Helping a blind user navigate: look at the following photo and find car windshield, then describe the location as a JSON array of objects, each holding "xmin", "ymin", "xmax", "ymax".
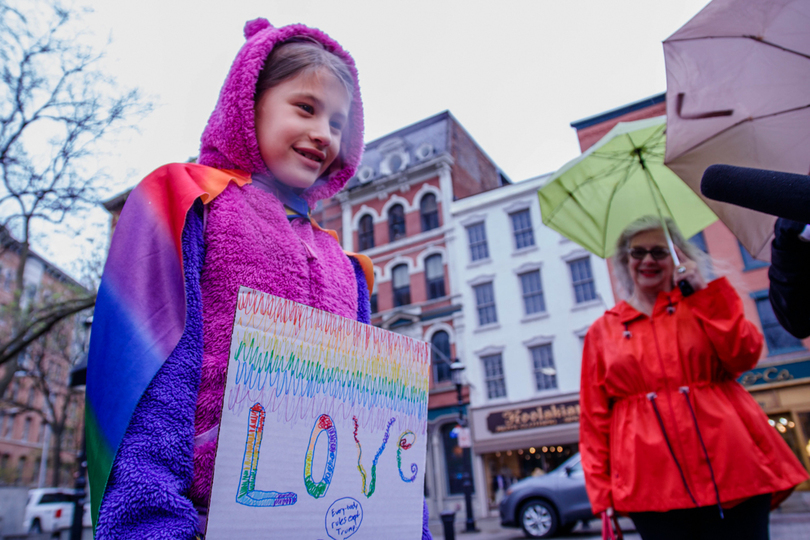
[
  {"xmin": 549, "ymin": 453, "xmax": 581, "ymax": 475},
  {"xmin": 39, "ymin": 493, "xmax": 73, "ymax": 503}
]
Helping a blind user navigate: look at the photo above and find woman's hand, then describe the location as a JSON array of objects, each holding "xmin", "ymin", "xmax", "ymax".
[{"xmin": 673, "ymin": 246, "xmax": 706, "ymax": 292}]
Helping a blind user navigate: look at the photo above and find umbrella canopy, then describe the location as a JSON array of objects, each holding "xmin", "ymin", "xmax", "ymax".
[
  {"xmin": 663, "ymin": 0, "xmax": 810, "ymax": 261},
  {"xmin": 538, "ymin": 116, "xmax": 717, "ymax": 259}
]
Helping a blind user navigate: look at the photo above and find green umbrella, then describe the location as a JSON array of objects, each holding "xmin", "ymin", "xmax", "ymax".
[{"xmin": 538, "ymin": 115, "xmax": 717, "ymax": 261}]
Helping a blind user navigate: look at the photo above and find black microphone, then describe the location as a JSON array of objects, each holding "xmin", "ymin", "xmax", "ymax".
[{"xmin": 700, "ymin": 164, "xmax": 810, "ymax": 224}]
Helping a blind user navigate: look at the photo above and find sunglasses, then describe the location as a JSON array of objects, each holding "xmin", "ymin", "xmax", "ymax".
[{"xmin": 629, "ymin": 247, "xmax": 670, "ymax": 261}]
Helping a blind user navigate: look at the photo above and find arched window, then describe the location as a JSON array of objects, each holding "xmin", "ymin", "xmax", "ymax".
[
  {"xmin": 370, "ymin": 270, "xmax": 378, "ymax": 314},
  {"xmin": 420, "ymin": 194, "xmax": 439, "ymax": 232},
  {"xmin": 392, "ymin": 264, "xmax": 410, "ymax": 307},
  {"xmin": 388, "ymin": 204, "xmax": 406, "ymax": 242},
  {"xmin": 431, "ymin": 331, "xmax": 452, "ymax": 383},
  {"xmin": 358, "ymin": 214, "xmax": 374, "ymax": 251},
  {"xmin": 425, "ymin": 254, "xmax": 445, "ymax": 299}
]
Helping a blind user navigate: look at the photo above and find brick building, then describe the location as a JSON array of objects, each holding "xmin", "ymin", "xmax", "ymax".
[
  {"xmin": 0, "ymin": 228, "xmax": 89, "ymax": 488},
  {"xmin": 311, "ymin": 110, "xmax": 510, "ymax": 519}
]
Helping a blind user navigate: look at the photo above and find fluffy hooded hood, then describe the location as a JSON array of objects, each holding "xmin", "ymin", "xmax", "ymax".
[{"xmin": 198, "ymin": 18, "xmax": 364, "ymax": 206}]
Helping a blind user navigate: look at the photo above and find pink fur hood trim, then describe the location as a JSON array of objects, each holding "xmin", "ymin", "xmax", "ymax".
[{"xmin": 197, "ymin": 18, "xmax": 365, "ymax": 206}]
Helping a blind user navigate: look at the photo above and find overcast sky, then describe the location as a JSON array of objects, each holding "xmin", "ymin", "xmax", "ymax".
[{"xmin": 41, "ymin": 0, "xmax": 712, "ymax": 277}]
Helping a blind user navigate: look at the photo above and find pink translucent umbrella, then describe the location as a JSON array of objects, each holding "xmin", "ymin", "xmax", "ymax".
[{"xmin": 663, "ymin": 0, "xmax": 810, "ymax": 261}]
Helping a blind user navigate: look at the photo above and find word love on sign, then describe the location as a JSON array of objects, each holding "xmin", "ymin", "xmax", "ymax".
[{"xmin": 205, "ymin": 287, "xmax": 430, "ymax": 540}]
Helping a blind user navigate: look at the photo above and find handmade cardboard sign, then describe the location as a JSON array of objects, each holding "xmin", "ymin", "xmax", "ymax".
[{"xmin": 205, "ymin": 287, "xmax": 431, "ymax": 539}]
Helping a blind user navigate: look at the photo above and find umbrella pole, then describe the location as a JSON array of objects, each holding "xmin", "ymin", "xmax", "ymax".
[{"xmin": 637, "ymin": 149, "xmax": 694, "ymax": 296}]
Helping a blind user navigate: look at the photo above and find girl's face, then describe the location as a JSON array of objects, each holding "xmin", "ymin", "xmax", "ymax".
[
  {"xmin": 627, "ymin": 228, "xmax": 674, "ymax": 296},
  {"xmin": 255, "ymin": 67, "xmax": 351, "ymax": 190}
]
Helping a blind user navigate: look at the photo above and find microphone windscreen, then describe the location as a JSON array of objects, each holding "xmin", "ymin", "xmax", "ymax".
[{"xmin": 700, "ymin": 165, "xmax": 810, "ymax": 224}]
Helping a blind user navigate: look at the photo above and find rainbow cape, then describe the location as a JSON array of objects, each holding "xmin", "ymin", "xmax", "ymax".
[{"xmin": 85, "ymin": 163, "xmax": 250, "ymax": 526}]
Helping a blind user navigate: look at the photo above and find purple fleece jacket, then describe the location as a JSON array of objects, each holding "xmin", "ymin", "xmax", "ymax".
[
  {"xmin": 96, "ymin": 203, "xmax": 205, "ymax": 539},
  {"xmin": 99, "ymin": 17, "xmax": 431, "ymax": 540},
  {"xmin": 189, "ymin": 183, "xmax": 359, "ymax": 504}
]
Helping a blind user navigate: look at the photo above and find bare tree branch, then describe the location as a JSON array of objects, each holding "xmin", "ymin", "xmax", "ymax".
[{"xmin": 0, "ymin": 0, "xmax": 149, "ymax": 391}]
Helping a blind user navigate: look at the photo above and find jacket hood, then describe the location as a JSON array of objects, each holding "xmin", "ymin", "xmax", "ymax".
[{"xmin": 198, "ymin": 18, "xmax": 364, "ymax": 205}]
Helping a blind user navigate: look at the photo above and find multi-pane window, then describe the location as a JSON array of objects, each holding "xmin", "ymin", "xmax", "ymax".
[
  {"xmin": 739, "ymin": 241, "xmax": 769, "ymax": 271},
  {"xmin": 425, "ymin": 254, "xmax": 445, "ymax": 299},
  {"xmin": 369, "ymin": 272, "xmax": 378, "ymax": 314},
  {"xmin": 568, "ymin": 257, "xmax": 597, "ymax": 303},
  {"xmin": 519, "ymin": 270, "xmax": 546, "ymax": 315},
  {"xmin": 388, "ymin": 204, "xmax": 406, "ymax": 242},
  {"xmin": 22, "ymin": 417, "xmax": 31, "ymax": 441},
  {"xmin": 431, "ymin": 331, "xmax": 452, "ymax": 384},
  {"xmin": 16, "ymin": 456, "xmax": 25, "ymax": 483},
  {"xmin": 690, "ymin": 231, "xmax": 708, "ymax": 254},
  {"xmin": 474, "ymin": 282, "xmax": 497, "ymax": 326},
  {"xmin": 420, "ymin": 194, "xmax": 439, "ymax": 232},
  {"xmin": 689, "ymin": 232, "xmax": 715, "ymax": 279},
  {"xmin": 530, "ymin": 344, "xmax": 558, "ymax": 391},
  {"xmin": 392, "ymin": 264, "xmax": 411, "ymax": 307},
  {"xmin": 753, "ymin": 291, "xmax": 805, "ymax": 355},
  {"xmin": 358, "ymin": 214, "xmax": 375, "ymax": 251},
  {"xmin": 482, "ymin": 353, "xmax": 506, "ymax": 399},
  {"xmin": 510, "ymin": 210, "xmax": 535, "ymax": 250},
  {"xmin": 2, "ymin": 415, "xmax": 13, "ymax": 438},
  {"xmin": 466, "ymin": 222, "xmax": 489, "ymax": 262}
]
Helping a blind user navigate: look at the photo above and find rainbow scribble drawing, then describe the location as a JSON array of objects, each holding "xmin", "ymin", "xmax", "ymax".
[
  {"xmin": 226, "ymin": 288, "xmax": 430, "ymax": 433},
  {"xmin": 236, "ymin": 403, "xmax": 297, "ymax": 507},
  {"xmin": 396, "ymin": 431, "xmax": 418, "ymax": 483},
  {"xmin": 304, "ymin": 414, "xmax": 338, "ymax": 499},
  {"xmin": 205, "ymin": 287, "xmax": 430, "ymax": 539},
  {"xmin": 352, "ymin": 416, "xmax": 395, "ymax": 498}
]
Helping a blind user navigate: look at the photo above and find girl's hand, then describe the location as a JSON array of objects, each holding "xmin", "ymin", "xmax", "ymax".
[{"xmin": 673, "ymin": 246, "xmax": 706, "ymax": 292}]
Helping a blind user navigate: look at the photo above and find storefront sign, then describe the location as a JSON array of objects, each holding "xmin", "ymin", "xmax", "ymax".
[
  {"xmin": 738, "ymin": 359, "xmax": 810, "ymax": 388},
  {"xmin": 487, "ymin": 400, "xmax": 580, "ymax": 434}
]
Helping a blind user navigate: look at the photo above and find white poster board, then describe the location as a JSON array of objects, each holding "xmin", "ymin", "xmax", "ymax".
[{"xmin": 205, "ymin": 287, "xmax": 430, "ymax": 539}]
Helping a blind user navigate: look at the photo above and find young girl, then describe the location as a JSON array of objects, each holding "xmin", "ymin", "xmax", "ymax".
[{"xmin": 86, "ymin": 19, "xmax": 431, "ymax": 539}]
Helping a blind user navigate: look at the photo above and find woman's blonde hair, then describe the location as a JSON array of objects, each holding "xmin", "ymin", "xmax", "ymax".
[{"xmin": 613, "ymin": 215, "xmax": 711, "ymax": 298}]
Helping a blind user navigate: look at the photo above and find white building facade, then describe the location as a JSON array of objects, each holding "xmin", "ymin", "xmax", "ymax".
[{"xmin": 447, "ymin": 174, "xmax": 615, "ymax": 514}]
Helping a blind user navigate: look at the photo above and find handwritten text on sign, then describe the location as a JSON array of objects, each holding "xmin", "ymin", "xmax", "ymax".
[{"xmin": 205, "ymin": 288, "xmax": 430, "ymax": 539}]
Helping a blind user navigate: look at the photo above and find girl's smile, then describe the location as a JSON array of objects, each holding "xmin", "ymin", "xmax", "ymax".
[{"xmin": 255, "ymin": 67, "xmax": 351, "ymax": 190}]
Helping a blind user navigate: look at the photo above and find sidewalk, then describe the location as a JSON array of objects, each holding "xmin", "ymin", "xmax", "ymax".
[
  {"xmin": 429, "ymin": 514, "xmax": 636, "ymax": 540},
  {"xmin": 429, "ymin": 491, "xmax": 810, "ymax": 540}
]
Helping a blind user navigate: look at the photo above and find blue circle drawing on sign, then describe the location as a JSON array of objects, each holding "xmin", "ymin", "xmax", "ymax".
[{"xmin": 325, "ymin": 497, "xmax": 363, "ymax": 540}]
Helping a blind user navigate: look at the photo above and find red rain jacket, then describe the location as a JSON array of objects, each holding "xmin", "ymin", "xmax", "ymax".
[{"xmin": 580, "ymin": 278, "xmax": 808, "ymax": 514}]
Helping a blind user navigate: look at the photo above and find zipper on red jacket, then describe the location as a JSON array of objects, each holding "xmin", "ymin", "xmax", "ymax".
[{"xmin": 649, "ymin": 316, "xmax": 699, "ymax": 506}]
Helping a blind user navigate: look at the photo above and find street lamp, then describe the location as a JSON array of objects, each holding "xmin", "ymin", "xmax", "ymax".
[
  {"xmin": 449, "ymin": 360, "xmax": 477, "ymax": 533},
  {"xmin": 68, "ymin": 316, "xmax": 91, "ymax": 540}
]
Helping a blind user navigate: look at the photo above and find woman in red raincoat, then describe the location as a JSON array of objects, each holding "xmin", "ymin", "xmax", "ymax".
[{"xmin": 580, "ymin": 216, "xmax": 808, "ymax": 540}]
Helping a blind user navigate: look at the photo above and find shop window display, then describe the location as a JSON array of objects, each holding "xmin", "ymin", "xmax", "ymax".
[
  {"xmin": 482, "ymin": 443, "xmax": 578, "ymax": 508},
  {"xmin": 771, "ymin": 412, "xmax": 810, "ymax": 474},
  {"xmin": 798, "ymin": 411, "xmax": 810, "ymax": 474}
]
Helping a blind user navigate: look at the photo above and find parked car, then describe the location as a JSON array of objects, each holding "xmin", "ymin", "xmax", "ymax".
[
  {"xmin": 499, "ymin": 453, "xmax": 594, "ymax": 538},
  {"xmin": 23, "ymin": 488, "xmax": 90, "ymax": 534}
]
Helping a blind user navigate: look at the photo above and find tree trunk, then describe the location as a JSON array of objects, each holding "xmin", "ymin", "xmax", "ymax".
[{"xmin": 0, "ymin": 364, "xmax": 14, "ymax": 400}]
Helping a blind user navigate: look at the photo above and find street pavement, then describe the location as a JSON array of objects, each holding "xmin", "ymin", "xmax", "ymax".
[{"xmin": 429, "ymin": 492, "xmax": 810, "ymax": 539}]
